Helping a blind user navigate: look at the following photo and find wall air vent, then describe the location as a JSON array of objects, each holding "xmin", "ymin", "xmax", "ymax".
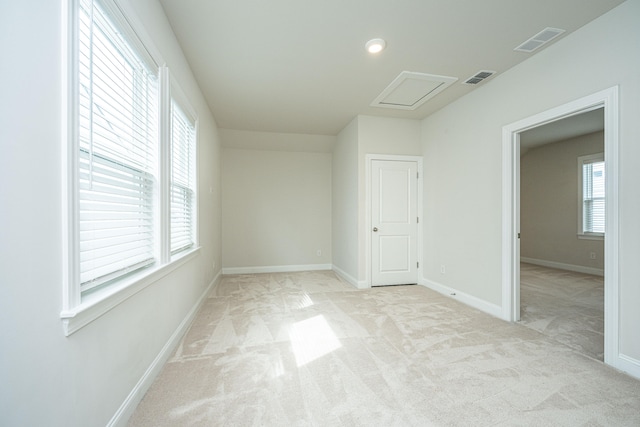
[
  {"xmin": 463, "ymin": 70, "xmax": 496, "ymax": 85},
  {"xmin": 370, "ymin": 71, "xmax": 458, "ymax": 110},
  {"xmin": 514, "ymin": 27, "xmax": 565, "ymax": 53}
]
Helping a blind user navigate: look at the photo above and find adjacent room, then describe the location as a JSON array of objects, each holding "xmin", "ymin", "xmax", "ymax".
[
  {"xmin": 2, "ymin": 0, "xmax": 640, "ymax": 426},
  {"xmin": 519, "ymin": 110, "xmax": 606, "ymax": 361}
]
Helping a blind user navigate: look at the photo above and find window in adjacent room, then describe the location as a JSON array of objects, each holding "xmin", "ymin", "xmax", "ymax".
[{"xmin": 578, "ymin": 153, "xmax": 605, "ymax": 239}]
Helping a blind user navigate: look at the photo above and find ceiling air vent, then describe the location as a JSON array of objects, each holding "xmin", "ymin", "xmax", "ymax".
[
  {"xmin": 514, "ymin": 27, "xmax": 565, "ymax": 53},
  {"xmin": 370, "ymin": 71, "xmax": 457, "ymax": 110},
  {"xmin": 463, "ymin": 70, "xmax": 495, "ymax": 85}
]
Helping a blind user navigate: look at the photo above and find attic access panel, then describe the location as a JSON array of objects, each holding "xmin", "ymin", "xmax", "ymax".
[{"xmin": 371, "ymin": 71, "xmax": 458, "ymax": 110}]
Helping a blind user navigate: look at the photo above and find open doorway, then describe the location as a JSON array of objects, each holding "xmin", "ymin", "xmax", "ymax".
[
  {"xmin": 518, "ymin": 109, "xmax": 604, "ymax": 360},
  {"xmin": 501, "ymin": 86, "xmax": 620, "ymax": 369}
]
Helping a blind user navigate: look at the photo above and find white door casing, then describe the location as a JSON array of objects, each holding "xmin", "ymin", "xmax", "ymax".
[
  {"xmin": 515, "ymin": 137, "xmax": 521, "ymax": 319},
  {"xmin": 501, "ymin": 86, "xmax": 628, "ymax": 374},
  {"xmin": 371, "ymin": 159, "xmax": 418, "ymax": 286}
]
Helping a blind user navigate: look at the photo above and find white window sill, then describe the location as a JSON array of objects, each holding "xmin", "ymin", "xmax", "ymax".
[
  {"xmin": 60, "ymin": 247, "xmax": 200, "ymax": 336},
  {"xmin": 578, "ymin": 233, "xmax": 604, "ymax": 241}
]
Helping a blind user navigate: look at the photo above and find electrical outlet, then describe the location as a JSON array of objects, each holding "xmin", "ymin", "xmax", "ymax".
[
  {"xmin": 440, "ymin": 264, "xmax": 446, "ymax": 274},
  {"xmin": 590, "ymin": 252, "xmax": 596, "ymax": 260},
  {"xmin": 316, "ymin": 249, "xmax": 322, "ymax": 257}
]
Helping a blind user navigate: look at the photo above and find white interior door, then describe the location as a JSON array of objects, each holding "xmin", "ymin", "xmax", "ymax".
[{"xmin": 371, "ymin": 160, "xmax": 418, "ymax": 286}]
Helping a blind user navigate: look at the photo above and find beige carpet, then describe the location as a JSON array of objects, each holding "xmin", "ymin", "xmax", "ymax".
[
  {"xmin": 128, "ymin": 270, "xmax": 640, "ymax": 426},
  {"xmin": 519, "ymin": 263, "xmax": 604, "ymax": 361}
]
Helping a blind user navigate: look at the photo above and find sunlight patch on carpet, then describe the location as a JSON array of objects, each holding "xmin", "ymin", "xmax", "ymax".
[{"xmin": 289, "ymin": 315, "xmax": 341, "ymax": 366}]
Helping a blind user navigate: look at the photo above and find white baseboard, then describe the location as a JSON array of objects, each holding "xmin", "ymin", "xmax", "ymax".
[
  {"xmin": 107, "ymin": 271, "xmax": 221, "ymax": 427},
  {"xmin": 222, "ymin": 264, "xmax": 332, "ymax": 275},
  {"xmin": 420, "ymin": 278, "xmax": 503, "ymax": 319},
  {"xmin": 616, "ymin": 353, "xmax": 640, "ymax": 380},
  {"xmin": 332, "ymin": 265, "xmax": 367, "ymax": 289},
  {"xmin": 521, "ymin": 257, "xmax": 604, "ymax": 276}
]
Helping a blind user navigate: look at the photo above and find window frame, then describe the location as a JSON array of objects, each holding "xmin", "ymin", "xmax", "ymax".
[
  {"xmin": 169, "ymin": 84, "xmax": 199, "ymax": 257},
  {"xmin": 61, "ymin": 0, "xmax": 199, "ymax": 336},
  {"xmin": 577, "ymin": 152, "xmax": 605, "ymax": 240}
]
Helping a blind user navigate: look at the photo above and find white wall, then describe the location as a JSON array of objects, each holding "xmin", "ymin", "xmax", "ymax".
[
  {"xmin": 221, "ymin": 140, "xmax": 332, "ymax": 271},
  {"xmin": 331, "ymin": 115, "xmax": 421, "ymax": 286},
  {"xmin": 421, "ymin": 0, "xmax": 640, "ymax": 365},
  {"xmin": 521, "ymin": 132, "xmax": 604, "ymax": 272},
  {"xmin": 219, "ymin": 128, "xmax": 335, "ymax": 153},
  {"xmin": 357, "ymin": 116, "xmax": 422, "ymax": 283},
  {"xmin": 0, "ymin": 0, "xmax": 221, "ymax": 425},
  {"xmin": 332, "ymin": 118, "xmax": 360, "ymax": 283}
]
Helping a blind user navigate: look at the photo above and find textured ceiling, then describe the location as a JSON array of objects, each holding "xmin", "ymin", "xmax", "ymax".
[{"xmin": 159, "ymin": 0, "xmax": 624, "ymax": 135}]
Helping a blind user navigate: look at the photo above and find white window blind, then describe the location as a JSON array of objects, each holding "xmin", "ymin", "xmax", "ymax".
[
  {"xmin": 582, "ymin": 159, "xmax": 605, "ymax": 234},
  {"xmin": 77, "ymin": 0, "xmax": 158, "ymax": 293},
  {"xmin": 170, "ymin": 101, "xmax": 196, "ymax": 254}
]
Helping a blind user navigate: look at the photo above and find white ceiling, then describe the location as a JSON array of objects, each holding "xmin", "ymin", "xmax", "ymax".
[
  {"xmin": 520, "ymin": 108, "xmax": 605, "ymax": 154},
  {"xmin": 158, "ymin": 0, "xmax": 624, "ymax": 136}
]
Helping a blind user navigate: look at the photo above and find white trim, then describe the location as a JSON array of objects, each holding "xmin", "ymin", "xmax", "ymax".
[
  {"xmin": 502, "ymin": 86, "xmax": 620, "ymax": 370},
  {"xmin": 193, "ymin": 118, "xmax": 200, "ymax": 250},
  {"xmin": 169, "ymin": 74, "xmax": 198, "ymax": 124},
  {"xmin": 62, "ymin": 0, "xmax": 81, "ymax": 310},
  {"xmin": 603, "ymin": 87, "xmax": 621, "ymax": 370},
  {"xmin": 95, "ymin": 0, "xmax": 160, "ymax": 70},
  {"xmin": 577, "ymin": 233, "xmax": 604, "ymax": 241},
  {"xmin": 618, "ymin": 354, "xmax": 640, "ymax": 380},
  {"xmin": 61, "ymin": 248, "xmax": 200, "ymax": 336},
  {"xmin": 420, "ymin": 278, "xmax": 503, "ymax": 319},
  {"xmin": 111, "ymin": 0, "xmax": 164, "ymax": 68},
  {"xmin": 107, "ymin": 271, "xmax": 220, "ymax": 427},
  {"xmin": 222, "ymin": 264, "xmax": 332, "ymax": 275},
  {"xmin": 501, "ymin": 126, "xmax": 516, "ymax": 322},
  {"xmin": 332, "ymin": 265, "xmax": 366, "ymax": 289},
  {"xmin": 159, "ymin": 66, "xmax": 171, "ymax": 264},
  {"xmin": 521, "ymin": 257, "xmax": 604, "ymax": 277},
  {"xmin": 365, "ymin": 154, "xmax": 424, "ymax": 288}
]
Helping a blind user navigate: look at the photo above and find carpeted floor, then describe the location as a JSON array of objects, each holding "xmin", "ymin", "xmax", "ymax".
[
  {"xmin": 128, "ymin": 270, "xmax": 640, "ymax": 426},
  {"xmin": 519, "ymin": 263, "xmax": 604, "ymax": 361}
]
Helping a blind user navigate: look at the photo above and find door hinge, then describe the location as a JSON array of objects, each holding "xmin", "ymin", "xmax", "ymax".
[
  {"xmin": 417, "ymin": 262, "xmax": 419, "ymax": 268},
  {"xmin": 417, "ymin": 172, "xmax": 419, "ymax": 179},
  {"xmin": 517, "ymin": 232, "xmax": 521, "ymax": 239},
  {"xmin": 417, "ymin": 217, "xmax": 419, "ymax": 224}
]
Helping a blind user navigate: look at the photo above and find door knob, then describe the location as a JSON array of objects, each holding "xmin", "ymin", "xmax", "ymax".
[{"xmin": 373, "ymin": 227, "xmax": 378, "ymax": 232}]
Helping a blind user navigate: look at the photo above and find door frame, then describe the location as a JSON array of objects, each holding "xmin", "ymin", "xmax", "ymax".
[
  {"xmin": 365, "ymin": 154, "xmax": 423, "ymax": 288},
  {"xmin": 501, "ymin": 86, "xmax": 619, "ymax": 367}
]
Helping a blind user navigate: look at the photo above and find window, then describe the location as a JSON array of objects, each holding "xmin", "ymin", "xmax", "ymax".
[
  {"xmin": 77, "ymin": 0, "xmax": 158, "ymax": 295},
  {"xmin": 578, "ymin": 153, "xmax": 605, "ymax": 238},
  {"xmin": 63, "ymin": 0, "xmax": 198, "ymax": 333},
  {"xmin": 170, "ymin": 100, "xmax": 197, "ymax": 255}
]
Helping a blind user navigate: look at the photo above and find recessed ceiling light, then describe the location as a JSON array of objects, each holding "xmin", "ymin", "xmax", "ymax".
[{"xmin": 365, "ymin": 38, "xmax": 386, "ymax": 54}]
